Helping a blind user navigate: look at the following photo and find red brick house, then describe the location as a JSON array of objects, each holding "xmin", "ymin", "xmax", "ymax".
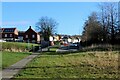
[
  {"xmin": 23, "ymin": 26, "xmax": 40, "ymax": 43},
  {"xmin": 1, "ymin": 28, "xmax": 18, "ymax": 41}
]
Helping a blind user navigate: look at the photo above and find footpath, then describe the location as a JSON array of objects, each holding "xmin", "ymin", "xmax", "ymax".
[{"xmin": 1, "ymin": 52, "xmax": 40, "ymax": 80}]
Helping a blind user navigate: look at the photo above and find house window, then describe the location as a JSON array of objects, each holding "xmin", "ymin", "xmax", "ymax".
[
  {"xmin": 32, "ymin": 35, "xmax": 35, "ymax": 38},
  {"xmin": 10, "ymin": 34, "xmax": 12, "ymax": 37},
  {"xmin": 26, "ymin": 35, "xmax": 28, "ymax": 38},
  {"xmin": 5, "ymin": 34, "xmax": 7, "ymax": 37}
]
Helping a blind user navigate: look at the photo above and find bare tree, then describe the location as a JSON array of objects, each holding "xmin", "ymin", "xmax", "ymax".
[
  {"xmin": 98, "ymin": 3, "xmax": 118, "ymax": 44},
  {"xmin": 36, "ymin": 16, "xmax": 58, "ymax": 41},
  {"xmin": 118, "ymin": 2, "xmax": 120, "ymax": 32}
]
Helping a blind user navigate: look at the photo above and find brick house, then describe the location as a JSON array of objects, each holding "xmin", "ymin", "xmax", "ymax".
[
  {"xmin": 23, "ymin": 26, "xmax": 40, "ymax": 43},
  {"xmin": 0, "ymin": 28, "xmax": 4, "ymax": 39},
  {"xmin": 1, "ymin": 28, "xmax": 18, "ymax": 41}
]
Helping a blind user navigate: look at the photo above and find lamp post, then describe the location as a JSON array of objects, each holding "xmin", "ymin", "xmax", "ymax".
[{"xmin": 28, "ymin": 39, "xmax": 29, "ymax": 50}]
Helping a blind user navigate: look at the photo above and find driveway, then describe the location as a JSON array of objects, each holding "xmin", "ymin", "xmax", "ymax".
[{"xmin": 56, "ymin": 45, "xmax": 79, "ymax": 53}]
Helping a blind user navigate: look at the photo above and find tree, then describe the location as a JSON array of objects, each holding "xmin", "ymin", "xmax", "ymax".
[
  {"xmin": 82, "ymin": 12, "xmax": 104, "ymax": 45},
  {"xmin": 119, "ymin": 2, "xmax": 120, "ymax": 32},
  {"xmin": 98, "ymin": 3, "xmax": 109, "ymax": 43},
  {"xmin": 82, "ymin": 3, "xmax": 119, "ymax": 45},
  {"xmin": 98, "ymin": 3, "xmax": 118, "ymax": 44},
  {"xmin": 115, "ymin": 2, "xmax": 120, "ymax": 44},
  {"xmin": 36, "ymin": 16, "xmax": 58, "ymax": 41}
]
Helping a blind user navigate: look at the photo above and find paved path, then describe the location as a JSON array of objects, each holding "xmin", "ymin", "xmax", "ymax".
[
  {"xmin": 56, "ymin": 49, "xmax": 78, "ymax": 53},
  {"xmin": 1, "ymin": 52, "xmax": 40, "ymax": 80}
]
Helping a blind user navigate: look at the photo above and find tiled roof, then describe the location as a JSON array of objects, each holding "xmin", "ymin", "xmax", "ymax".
[{"xmin": 2, "ymin": 28, "xmax": 16, "ymax": 33}]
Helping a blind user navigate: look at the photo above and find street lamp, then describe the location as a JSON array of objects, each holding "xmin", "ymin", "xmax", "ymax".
[{"xmin": 27, "ymin": 39, "xmax": 29, "ymax": 50}]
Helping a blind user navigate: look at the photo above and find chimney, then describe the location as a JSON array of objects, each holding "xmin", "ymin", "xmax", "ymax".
[{"xmin": 29, "ymin": 26, "xmax": 31, "ymax": 29}]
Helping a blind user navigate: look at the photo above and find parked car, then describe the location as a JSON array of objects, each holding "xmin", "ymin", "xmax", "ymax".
[
  {"xmin": 0, "ymin": 39, "xmax": 6, "ymax": 42},
  {"xmin": 60, "ymin": 42, "xmax": 82, "ymax": 50}
]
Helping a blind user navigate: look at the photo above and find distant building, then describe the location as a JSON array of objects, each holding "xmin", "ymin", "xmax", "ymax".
[
  {"xmin": 1, "ymin": 28, "xmax": 18, "ymax": 41},
  {"xmin": 71, "ymin": 35, "xmax": 81, "ymax": 43},
  {"xmin": 60, "ymin": 35, "xmax": 81, "ymax": 44},
  {"xmin": 23, "ymin": 26, "xmax": 40, "ymax": 43},
  {"xmin": 18, "ymin": 31, "xmax": 25, "ymax": 42},
  {"xmin": 62, "ymin": 35, "xmax": 72, "ymax": 43},
  {"xmin": 0, "ymin": 28, "xmax": 4, "ymax": 39},
  {"xmin": 51, "ymin": 34, "xmax": 61, "ymax": 42}
]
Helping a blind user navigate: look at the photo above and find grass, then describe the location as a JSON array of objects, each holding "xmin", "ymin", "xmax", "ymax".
[
  {"xmin": 0, "ymin": 51, "xmax": 2, "ymax": 71},
  {"xmin": 14, "ymin": 51, "xmax": 119, "ymax": 79},
  {"xmin": 82, "ymin": 44, "xmax": 120, "ymax": 51},
  {"xmin": 1, "ymin": 42, "xmax": 39, "ymax": 52},
  {"xmin": 49, "ymin": 48, "xmax": 57, "ymax": 52},
  {"xmin": 2, "ymin": 51, "xmax": 32, "ymax": 69}
]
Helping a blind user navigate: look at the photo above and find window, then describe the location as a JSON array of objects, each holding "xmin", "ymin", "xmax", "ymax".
[
  {"xmin": 32, "ymin": 35, "xmax": 35, "ymax": 38},
  {"xmin": 5, "ymin": 34, "xmax": 7, "ymax": 37},
  {"xmin": 10, "ymin": 34, "xmax": 12, "ymax": 37},
  {"xmin": 26, "ymin": 35, "xmax": 28, "ymax": 38}
]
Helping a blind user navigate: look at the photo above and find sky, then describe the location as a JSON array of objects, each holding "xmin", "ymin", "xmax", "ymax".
[{"xmin": 1, "ymin": 2, "xmax": 108, "ymax": 35}]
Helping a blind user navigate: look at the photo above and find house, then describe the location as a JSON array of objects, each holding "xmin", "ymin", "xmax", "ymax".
[
  {"xmin": 53, "ymin": 34, "xmax": 61, "ymax": 41},
  {"xmin": 61, "ymin": 35, "xmax": 72, "ymax": 44},
  {"xmin": 47, "ymin": 35, "xmax": 61, "ymax": 46},
  {"xmin": 18, "ymin": 31, "xmax": 25, "ymax": 42},
  {"xmin": 0, "ymin": 28, "xmax": 3, "ymax": 39},
  {"xmin": 23, "ymin": 26, "xmax": 40, "ymax": 43},
  {"xmin": 1, "ymin": 28, "xmax": 18, "ymax": 41},
  {"xmin": 60, "ymin": 35, "xmax": 81, "ymax": 45},
  {"xmin": 71, "ymin": 35, "xmax": 81, "ymax": 43}
]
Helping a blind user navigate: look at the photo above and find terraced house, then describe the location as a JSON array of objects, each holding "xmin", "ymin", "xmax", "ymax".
[{"xmin": 1, "ymin": 26, "xmax": 40, "ymax": 43}]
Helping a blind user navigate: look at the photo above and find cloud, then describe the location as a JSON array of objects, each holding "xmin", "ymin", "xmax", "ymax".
[{"xmin": 0, "ymin": 21, "xmax": 33, "ymax": 26}]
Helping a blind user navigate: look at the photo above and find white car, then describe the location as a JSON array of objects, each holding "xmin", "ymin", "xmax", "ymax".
[{"xmin": 0, "ymin": 39, "xmax": 6, "ymax": 42}]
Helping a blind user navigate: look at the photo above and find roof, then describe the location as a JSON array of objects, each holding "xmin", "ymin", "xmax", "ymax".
[
  {"xmin": 62, "ymin": 36, "xmax": 71, "ymax": 39},
  {"xmin": 25, "ymin": 26, "xmax": 39, "ymax": 34},
  {"xmin": 2, "ymin": 28, "xmax": 16, "ymax": 33}
]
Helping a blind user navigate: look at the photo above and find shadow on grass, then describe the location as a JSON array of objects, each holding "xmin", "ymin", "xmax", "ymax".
[
  {"xmin": 40, "ymin": 49, "xmax": 120, "ymax": 55},
  {"xmin": 40, "ymin": 50, "xmax": 86, "ymax": 55}
]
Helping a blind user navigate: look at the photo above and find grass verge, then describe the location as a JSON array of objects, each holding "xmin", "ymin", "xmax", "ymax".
[
  {"xmin": 1, "ymin": 42, "xmax": 38, "ymax": 52},
  {"xmin": 15, "ymin": 51, "xmax": 119, "ymax": 79}
]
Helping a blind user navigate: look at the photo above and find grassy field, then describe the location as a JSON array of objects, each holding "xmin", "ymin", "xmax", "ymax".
[
  {"xmin": 1, "ymin": 42, "xmax": 39, "ymax": 52},
  {"xmin": 49, "ymin": 47, "xmax": 58, "ymax": 52},
  {"xmin": 82, "ymin": 44, "xmax": 120, "ymax": 51},
  {"xmin": 2, "ymin": 51, "xmax": 32, "ymax": 69},
  {"xmin": 15, "ymin": 51, "xmax": 119, "ymax": 79}
]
